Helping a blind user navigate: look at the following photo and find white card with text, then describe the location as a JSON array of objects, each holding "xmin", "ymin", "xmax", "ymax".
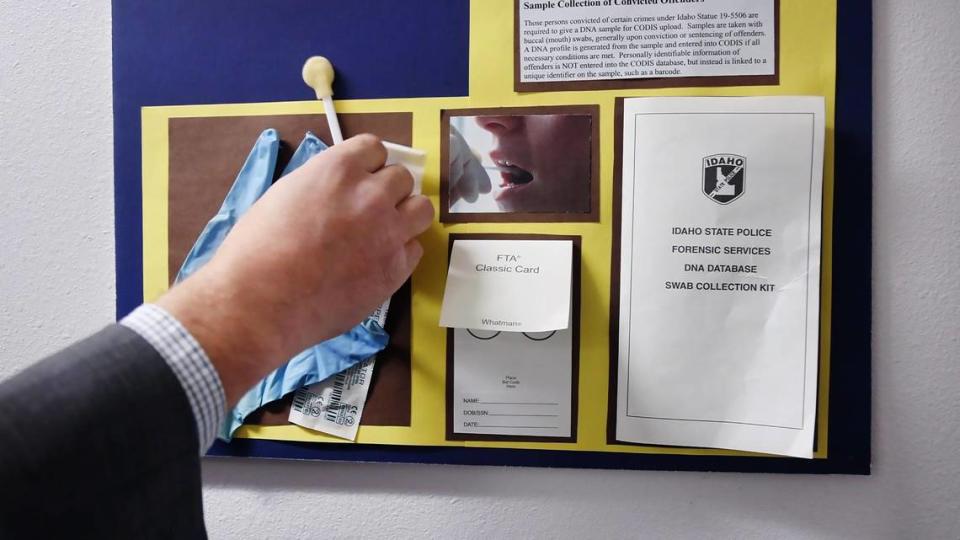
[{"xmin": 439, "ymin": 240, "xmax": 572, "ymax": 332}]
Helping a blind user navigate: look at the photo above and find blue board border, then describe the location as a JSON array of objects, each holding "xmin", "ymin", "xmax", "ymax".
[{"xmin": 114, "ymin": 0, "xmax": 871, "ymax": 474}]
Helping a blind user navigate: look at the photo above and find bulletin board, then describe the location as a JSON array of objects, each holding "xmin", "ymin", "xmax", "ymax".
[{"xmin": 113, "ymin": 0, "xmax": 871, "ymax": 473}]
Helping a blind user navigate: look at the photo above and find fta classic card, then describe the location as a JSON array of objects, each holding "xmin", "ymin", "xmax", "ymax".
[
  {"xmin": 445, "ymin": 234, "xmax": 581, "ymax": 442},
  {"xmin": 439, "ymin": 239, "xmax": 573, "ymax": 332}
]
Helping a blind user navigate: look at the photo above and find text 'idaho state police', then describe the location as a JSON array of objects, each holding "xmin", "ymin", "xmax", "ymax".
[{"xmin": 475, "ymin": 254, "xmax": 541, "ymax": 274}]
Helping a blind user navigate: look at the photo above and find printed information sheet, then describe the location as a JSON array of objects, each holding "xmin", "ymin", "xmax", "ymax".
[
  {"xmin": 615, "ymin": 96, "xmax": 824, "ymax": 458},
  {"xmin": 518, "ymin": 0, "xmax": 776, "ymax": 84}
]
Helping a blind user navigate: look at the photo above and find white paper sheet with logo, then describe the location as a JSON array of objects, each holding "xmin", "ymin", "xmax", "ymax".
[{"xmin": 614, "ymin": 96, "xmax": 825, "ymax": 458}]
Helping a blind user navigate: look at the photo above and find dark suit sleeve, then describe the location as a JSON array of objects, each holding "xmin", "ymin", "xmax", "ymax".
[{"xmin": 0, "ymin": 324, "xmax": 207, "ymax": 539}]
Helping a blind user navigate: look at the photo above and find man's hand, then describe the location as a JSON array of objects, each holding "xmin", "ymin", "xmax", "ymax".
[{"xmin": 157, "ymin": 134, "xmax": 434, "ymax": 406}]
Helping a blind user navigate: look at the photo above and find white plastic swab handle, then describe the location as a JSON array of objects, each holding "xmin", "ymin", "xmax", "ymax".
[{"xmin": 321, "ymin": 95, "xmax": 344, "ymax": 145}]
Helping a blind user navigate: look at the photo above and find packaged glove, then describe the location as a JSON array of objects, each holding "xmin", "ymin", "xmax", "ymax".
[{"xmin": 171, "ymin": 128, "xmax": 389, "ymax": 441}]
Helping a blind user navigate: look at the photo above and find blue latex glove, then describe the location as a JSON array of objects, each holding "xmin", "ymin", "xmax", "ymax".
[
  {"xmin": 175, "ymin": 129, "xmax": 280, "ymax": 282},
  {"xmin": 221, "ymin": 319, "xmax": 387, "ymax": 440},
  {"xmin": 172, "ymin": 129, "xmax": 389, "ymax": 442}
]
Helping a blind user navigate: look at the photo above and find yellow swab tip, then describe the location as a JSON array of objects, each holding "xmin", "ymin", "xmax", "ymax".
[{"xmin": 302, "ymin": 56, "xmax": 335, "ymax": 98}]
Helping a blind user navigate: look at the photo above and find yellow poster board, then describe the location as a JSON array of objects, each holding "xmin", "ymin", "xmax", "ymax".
[{"xmin": 140, "ymin": 0, "xmax": 836, "ymax": 460}]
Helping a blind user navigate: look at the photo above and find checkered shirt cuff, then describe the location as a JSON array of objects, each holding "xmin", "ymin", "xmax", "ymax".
[{"xmin": 121, "ymin": 304, "xmax": 226, "ymax": 454}]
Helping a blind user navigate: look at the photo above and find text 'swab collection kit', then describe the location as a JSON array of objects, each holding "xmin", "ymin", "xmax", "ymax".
[{"xmin": 116, "ymin": 0, "xmax": 871, "ymax": 473}]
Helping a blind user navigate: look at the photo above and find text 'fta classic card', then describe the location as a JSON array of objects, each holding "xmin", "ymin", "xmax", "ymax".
[{"xmin": 439, "ymin": 240, "xmax": 573, "ymax": 332}]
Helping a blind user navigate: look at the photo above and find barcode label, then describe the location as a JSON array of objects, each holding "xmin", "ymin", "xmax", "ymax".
[
  {"xmin": 288, "ymin": 301, "xmax": 388, "ymax": 440},
  {"xmin": 289, "ymin": 356, "xmax": 375, "ymax": 440},
  {"xmin": 325, "ymin": 371, "xmax": 346, "ymax": 422},
  {"xmin": 292, "ymin": 391, "xmax": 312, "ymax": 413},
  {"xmin": 371, "ymin": 298, "xmax": 390, "ymax": 328}
]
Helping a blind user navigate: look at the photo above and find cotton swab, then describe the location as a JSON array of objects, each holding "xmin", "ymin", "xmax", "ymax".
[
  {"xmin": 301, "ymin": 56, "xmax": 425, "ymax": 195},
  {"xmin": 302, "ymin": 56, "xmax": 344, "ymax": 145}
]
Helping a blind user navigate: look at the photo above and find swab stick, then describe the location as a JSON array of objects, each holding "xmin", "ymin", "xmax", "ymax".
[{"xmin": 302, "ymin": 56, "xmax": 344, "ymax": 145}]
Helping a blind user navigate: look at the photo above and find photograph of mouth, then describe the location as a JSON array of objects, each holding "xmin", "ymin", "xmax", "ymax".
[{"xmin": 441, "ymin": 106, "xmax": 599, "ymax": 222}]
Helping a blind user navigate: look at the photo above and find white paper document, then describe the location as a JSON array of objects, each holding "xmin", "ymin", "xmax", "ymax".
[
  {"xmin": 615, "ymin": 96, "xmax": 824, "ymax": 458},
  {"xmin": 452, "ymin": 328, "xmax": 574, "ymax": 439},
  {"xmin": 440, "ymin": 240, "xmax": 573, "ymax": 332}
]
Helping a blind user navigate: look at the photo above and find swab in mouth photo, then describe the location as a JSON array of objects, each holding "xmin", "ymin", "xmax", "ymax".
[{"xmin": 447, "ymin": 111, "xmax": 594, "ymax": 215}]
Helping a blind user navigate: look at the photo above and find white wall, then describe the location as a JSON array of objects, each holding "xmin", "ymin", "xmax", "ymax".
[{"xmin": 1, "ymin": 1, "xmax": 958, "ymax": 538}]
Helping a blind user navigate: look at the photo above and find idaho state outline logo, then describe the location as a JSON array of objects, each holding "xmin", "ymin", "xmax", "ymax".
[{"xmin": 702, "ymin": 154, "xmax": 746, "ymax": 204}]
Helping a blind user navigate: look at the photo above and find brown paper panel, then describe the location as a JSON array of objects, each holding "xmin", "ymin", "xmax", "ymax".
[{"xmin": 167, "ymin": 112, "xmax": 413, "ymax": 427}]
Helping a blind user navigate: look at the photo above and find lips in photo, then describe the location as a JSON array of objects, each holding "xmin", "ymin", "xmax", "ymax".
[{"xmin": 444, "ymin": 108, "xmax": 596, "ymax": 218}]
